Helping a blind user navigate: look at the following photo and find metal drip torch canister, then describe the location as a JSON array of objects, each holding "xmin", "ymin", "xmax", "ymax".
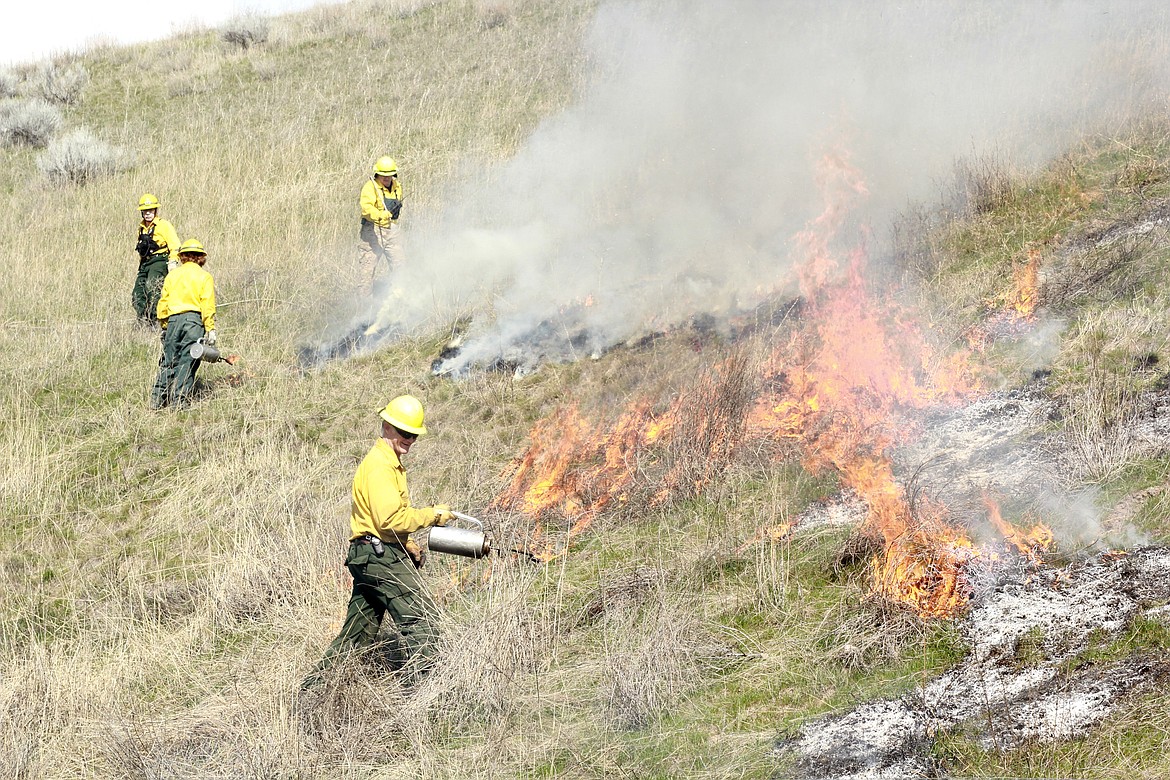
[
  {"xmin": 428, "ymin": 511, "xmax": 491, "ymax": 559},
  {"xmin": 189, "ymin": 338, "xmax": 222, "ymax": 363}
]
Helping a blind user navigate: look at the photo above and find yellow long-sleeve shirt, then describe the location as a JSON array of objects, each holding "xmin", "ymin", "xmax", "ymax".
[
  {"xmin": 138, "ymin": 217, "xmax": 180, "ymax": 262},
  {"xmin": 349, "ymin": 438, "xmax": 435, "ymax": 544},
  {"xmin": 359, "ymin": 177, "xmax": 403, "ymax": 228},
  {"xmin": 157, "ymin": 260, "xmax": 216, "ymax": 331}
]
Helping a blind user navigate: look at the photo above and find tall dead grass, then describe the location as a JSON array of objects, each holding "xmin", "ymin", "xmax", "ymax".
[
  {"xmin": 1053, "ymin": 305, "xmax": 1167, "ymax": 482},
  {"xmin": 0, "ymin": 2, "xmax": 611, "ymax": 777},
  {"xmin": 5, "ymin": 2, "xmax": 1167, "ymax": 778}
]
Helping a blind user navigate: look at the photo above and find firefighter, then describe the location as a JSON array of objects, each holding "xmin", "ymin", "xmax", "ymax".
[
  {"xmin": 149, "ymin": 239, "xmax": 216, "ymax": 410},
  {"xmin": 303, "ymin": 395, "xmax": 454, "ymax": 689},
  {"xmin": 132, "ymin": 193, "xmax": 181, "ymax": 327},
  {"xmin": 357, "ymin": 155, "xmax": 405, "ymax": 295}
]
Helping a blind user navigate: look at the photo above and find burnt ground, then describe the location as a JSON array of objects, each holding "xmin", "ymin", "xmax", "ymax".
[
  {"xmin": 779, "ymin": 547, "xmax": 1170, "ymax": 780},
  {"xmin": 775, "ymin": 382, "xmax": 1166, "ymax": 779},
  {"xmin": 779, "ymin": 198, "xmax": 1170, "ymax": 775}
]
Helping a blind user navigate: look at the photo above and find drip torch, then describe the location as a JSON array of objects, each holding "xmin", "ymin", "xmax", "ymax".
[
  {"xmin": 190, "ymin": 338, "xmax": 239, "ymax": 365},
  {"xmin": 428, "ymin": 511, "xmax": 492, "ymax": 559}
]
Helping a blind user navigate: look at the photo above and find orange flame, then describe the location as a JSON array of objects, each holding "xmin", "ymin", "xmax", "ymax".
[
  {"xmin": 1008, "ymin": 248, "xmax": 1041, "ymax": 319},
  {"xmin": 740, "ymin": 146, "xmax": 983, "ymax": 618},
  {"xmin": 494, "ymin": 144, "xmax": 1049, "ymax": 622},
  {"xmin": 492, "ymin": 400, "xmax": 676, "ymax": 559},
  {"xmin": 983, "ymin": 494, "xmax": 1053, "ymax": 566}
]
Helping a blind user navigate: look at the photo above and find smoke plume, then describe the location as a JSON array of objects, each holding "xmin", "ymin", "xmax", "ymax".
[{"xmin": 367, "ymin": 0, "xmax": 1170, "ymax": 374}]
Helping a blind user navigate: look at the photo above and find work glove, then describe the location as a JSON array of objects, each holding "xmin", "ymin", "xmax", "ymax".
[
  {"xmin": 405, "ymin": 538, "xmax": 426, "ymax": 569},
  {"xmin": 167, "ymin": 259, "xmax": 179, "ymax": 272},
  {"xmin": 432, "ymin": 504, "xmax": 454, "ymax": 526},
  {"xmin": 206, "ymin": 329, "xmax": 217, "ymax": 346}
]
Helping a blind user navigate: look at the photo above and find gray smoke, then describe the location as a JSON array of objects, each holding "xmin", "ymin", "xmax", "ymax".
[{"xmin": 367, "ymin": 0, "xmax": 1170, "ymax": 373}]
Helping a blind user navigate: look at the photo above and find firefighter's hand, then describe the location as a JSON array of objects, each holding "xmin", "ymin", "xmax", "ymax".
[
  {"xmin": 405, "ymin": 538, "xmax": 426, "ymax": 569},
  {"xmin": 167, "ymin": 260, "xmax": 179, "ymax": 272},
  {"xmin": 432, "ymin": 504, "xmax": 454, "ymax": 526},
  {"xmin": 206, "ymin": 329, "xmax": 217, "ymax": 346}
]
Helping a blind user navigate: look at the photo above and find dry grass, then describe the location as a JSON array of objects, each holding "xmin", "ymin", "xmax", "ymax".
[
  {"xmin": 0, "ymin": 69, "xmax": 20, "ymax": 98},
  {"xmin": 950, "ymin": 151, "xmax": 1017, "ymax": 217},
  {"xmin": 1050, "ymin": 305, "xmax": 1168, "ymax": 483},
  {"xmin": 1, "ymin": 2, "xmax": 1169, "ymax": 779}
]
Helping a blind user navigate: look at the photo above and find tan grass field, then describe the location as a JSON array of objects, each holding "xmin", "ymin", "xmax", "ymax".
[{"xmin": 3, "ymin": 1, "xmax": 1170, "ymax": 778}]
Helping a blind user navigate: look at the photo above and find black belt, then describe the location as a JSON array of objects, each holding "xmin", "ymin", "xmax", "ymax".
[{"xmin": 355, "ymin": 534, "xmax": 385, "ymax": 555}]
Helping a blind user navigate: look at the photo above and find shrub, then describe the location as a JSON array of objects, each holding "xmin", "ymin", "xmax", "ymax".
[
  {"xmin": 35, "ymin": 62, "xmax": 89, "ymax": 105},
  {"xmin": 36, "ymin": 128, "xmax": 131, "ymax": 183},
  {"xmin": 221, "ymin": 14, "xmax": 270, "ymax": 50},
  {"xmin": 0, "ymin": 98, "xmax": 63, "ymax": 147},
  {"xmin": 0, "ymin": 69, "xmax": 20, "ymax": 98}
]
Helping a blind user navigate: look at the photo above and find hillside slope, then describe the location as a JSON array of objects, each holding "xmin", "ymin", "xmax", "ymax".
[{"xmin": 2, "ymin": 2, "xmax": 1170, "ymax": 779}]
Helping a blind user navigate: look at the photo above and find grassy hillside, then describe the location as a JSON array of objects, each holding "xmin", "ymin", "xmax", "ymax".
[{"xmin": 2, "ymin": 1, "xmax": 1170, "ymax": 778}]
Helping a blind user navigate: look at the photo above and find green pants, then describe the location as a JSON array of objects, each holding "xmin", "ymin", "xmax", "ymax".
[
  {"xmin": 133, "ymin": 254, "xmax": 169, "ymax": 323},
  {"xmin": 305, "ymin": 539, "xmax": 439, "ymax": 687},
  {"xmin": 150, "ymin": 311, "xmax": 204, "ymax": 409}
]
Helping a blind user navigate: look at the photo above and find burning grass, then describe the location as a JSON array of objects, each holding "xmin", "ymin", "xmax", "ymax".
[
  {"xmin": 4, "ymin": 5, "xmax": 1170, "ymax": 780},
  {"xmin": 492, "ymin": 146, "xmax": 1021, "ymax": 622}
]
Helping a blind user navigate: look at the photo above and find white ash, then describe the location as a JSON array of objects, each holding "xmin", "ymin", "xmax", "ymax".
[
  {"xmin": 1002, "ymin": 670, "xmax": 1124, "ymax": 744},
  {"xmin": 961, "ymin": 565, "xmax": 1135, "ymax": 663},
  {"xmin": 784, "ymin": 547, "xmax": 1170, "ymax": 779},
  {"xmin": 896, "ymin": 387, "xmax": 1058, "ymax": 512},
  {"xmin": 920, "ymin": 663, "xmax": 1056, "ymax": 722},
  {"xmin": 793, "ymin": 490, "xmax": 869, "ymax": 531},
  {"xmin": 1072, "ymin": 202, "xmax": 1170, "ymax": 252}
]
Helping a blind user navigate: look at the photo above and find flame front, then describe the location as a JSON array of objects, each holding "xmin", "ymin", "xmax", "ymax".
[{"xmin": 495, "ymin": 145, "xmax": 1051, "ymax": 618}]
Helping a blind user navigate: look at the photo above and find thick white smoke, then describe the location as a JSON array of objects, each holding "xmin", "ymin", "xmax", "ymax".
[{"xmin": 368, "ymin": 0, "xmax": 1170, "ymax": 373}]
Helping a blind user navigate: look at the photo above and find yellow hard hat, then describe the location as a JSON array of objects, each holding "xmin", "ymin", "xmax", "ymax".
[
  {"xmin": 177, "ymin": 238, "xmax": 207, "ymax": 256},
  {"xmin": 138, "ymin": 193, "xmax": 161, "ymax": 211},
  {"xmin": 373, "ymin": 156, "xmax": 398, "ymax": 176},
  {"xmin": 379, "ymin": 394, "xmax": 427, "ymax": 435}
]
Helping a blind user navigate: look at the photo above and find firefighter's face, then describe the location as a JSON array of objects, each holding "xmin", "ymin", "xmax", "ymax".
[
  {"xmin": 141, "ymin": 208, "xmax": 157, "ymax": 223},
  {"xmin": 383, "ymin": 421, "xmax": 416, "ymax": 457}
]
